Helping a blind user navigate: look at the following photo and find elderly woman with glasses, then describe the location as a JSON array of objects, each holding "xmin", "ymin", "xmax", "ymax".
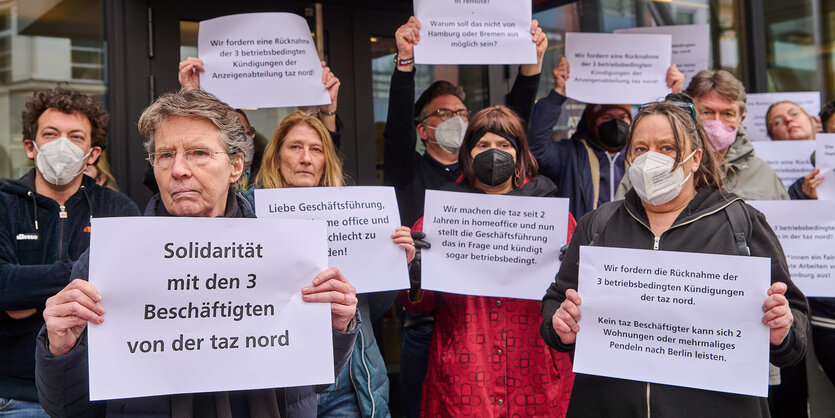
[
  {"xmin": 35, "ymin": 89, "xmax": 359, "ymax": 418},
  {"xmin": 541, "ymin": 101, "xmax": 808, "ymax": 417}
]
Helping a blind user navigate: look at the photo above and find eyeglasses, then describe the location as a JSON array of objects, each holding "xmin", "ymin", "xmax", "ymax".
[
  {"xmin": 421, "ymin": 108, "xmax": 471, "ymax": 122},
  {"xmin": 640, "ymin": 101, "xmax": 699, "ymax": 128},
  {"xmin": 147, "ymin": 148, "xmax": 230, "ymax": 168}
]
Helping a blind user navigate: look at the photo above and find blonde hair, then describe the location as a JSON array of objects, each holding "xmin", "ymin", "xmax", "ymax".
[{"xmin": 255, "ymin": 110, "xmax": 344, "ymax": 188}]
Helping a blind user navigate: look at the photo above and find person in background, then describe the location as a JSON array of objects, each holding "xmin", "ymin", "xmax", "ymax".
[
  {"xmin": 527, "ymin": 56, "xmax": 684, "ymax": 219},
  {"xmin": 249, "ymin": 111, "xmax": 415, "ymax": 418},
  {"xmin": 176, "ymin": 57, "xmax": 344, "ymax": 191},
  {"xmin": 766, "ymin": 100, "xmax": 818, "ymax": 141},
  {"xmin": 786, "ymin": 100, "xmax": 835, "ymax": 200},
  {"xmin": 617, "ymin": 70, "xmax": 789, "ymax": 202},
  {"xmin": 83, "ymin": 150, "xmax": 120, "ymax": 191},
  {"xmin": 384, "ymin": 17, "xmax": 549, "ymax": 417},
  {"xmin": 0, "ymin": 85, "xmax": 139, "ymax": 417},
  {"xmin": 35, "ymin": 88, "xmax": 359, "ymax": 418},
  {"xmin": 399, "ymin": 105, "xmax": 577, "ymax": 417},
  {"xmin": 784, "ymin": 99, "xmax": 835, "ymax": 398},
  {"xmin": 542, "ymin": 101, "xmax": 807, "ymax": 417}
]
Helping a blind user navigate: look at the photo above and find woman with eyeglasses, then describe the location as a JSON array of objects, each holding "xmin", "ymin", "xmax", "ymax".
[
  {"xmin": 249, "ymin": 111, "xmax": 414, "ymax": 418},
  {"xmin": 399, "ymin": 105, "xmax": 577, "ymax": 417},
  {"xmin": 540, "ymin": 101, "xmax": 807, "ymax": 417}
]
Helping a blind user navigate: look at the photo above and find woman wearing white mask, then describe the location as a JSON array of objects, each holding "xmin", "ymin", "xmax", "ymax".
[{"xmin": 540, "ymin": 101, "xmax": 808, "ymax": 417}]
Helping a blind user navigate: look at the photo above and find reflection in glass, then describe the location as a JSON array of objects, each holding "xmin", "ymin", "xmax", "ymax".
[{"xmin": 0, "ymin": 0, "xmax": 107, "ymax": 179}]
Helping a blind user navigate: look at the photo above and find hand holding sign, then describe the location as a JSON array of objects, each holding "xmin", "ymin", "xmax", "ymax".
[
  {"xmin": 551, "ymin": 289, "xmax": 582, "ymax": 344},
  {"xmin": 395, "ymin": 17, "xmax": 421, "ymax": 71},
  {"xmin": 44, "ymin": 278, "xmax": 105, "ymax": 356},
  {"xmin": 302, "ymin": 268, "xmax": 358, "ymax": 332},
  {"xmin": 553, "ymin": 57, "xmax": 570, "ymax": 96},
  {"xmin": 763, "ymin": 282, "xmax": 793, "ymax": 345},
  {"xmin": 179, "ymin": 57, "xmax": 204, "ymax": 90}
]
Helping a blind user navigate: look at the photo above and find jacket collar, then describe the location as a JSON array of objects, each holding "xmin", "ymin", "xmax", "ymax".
[
  {"xmin": 145, "ymin": 190, "xmax": 255, "ymax": 218},
  {"xmin": 623, "ymin": 187, "xmax": 740, "ymax": 228}
]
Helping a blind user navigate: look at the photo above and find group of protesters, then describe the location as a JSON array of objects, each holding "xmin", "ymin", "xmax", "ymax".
[{"xmin": 0, "ymin": 11, "xmax": 827, "ymax": 418}]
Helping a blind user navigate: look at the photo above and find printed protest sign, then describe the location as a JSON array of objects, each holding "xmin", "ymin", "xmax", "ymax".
[
  {"xmin": 815, "ymin": 134, "xmax": 835, "ymax": 200},
  {"xmin": 565, "ymin": 32, "xmax": 672, "ymax": 104},
  {"xmin": 615, "ymin": 24, "xmax": 709, "ymax": 88},
  {"xmin": 88, "ymin": 217, "xmax": 332, "ymax": 400},
  {"xmin": 746, "ymin": 92, "xmax": 820, "ymax": 142},
  {"xmin": 752, "ymin": 140, "xmax": 815, "ymax": 189},
  {"xmin": 413, "ymin": 0, "xmax": 535, "ymax": 64},
  {"xmin": 198, "ymin": 13, "xmax": 329, "ymax": 108},
  {"xmin": 255, "ymin": 187, "xmax": 409, "ymax": 293},
  {"xmin": 421, "ymin": 190, "xmax": 569, "ymax": 299},
  {"xmin": 574, "ymin": 246, "xmax": 771, "ymax": 397},
  {"xmin": 748, "ymin": 200, "xmax": 835, "ymax": 297}
]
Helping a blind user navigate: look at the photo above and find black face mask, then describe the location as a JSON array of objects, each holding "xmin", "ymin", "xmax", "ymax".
[
  {"xmin": 472, "ymin": 148, "xmax": 515, "ymax": 186},
  {"xmin": 596, "ymin": 118, "xmax": 630, "ymax": 150}
]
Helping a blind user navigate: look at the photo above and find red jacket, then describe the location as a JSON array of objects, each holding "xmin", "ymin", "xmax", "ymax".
[{"xmin": 399, "ymin": 179, "xmax": 576, "ymax": 417}]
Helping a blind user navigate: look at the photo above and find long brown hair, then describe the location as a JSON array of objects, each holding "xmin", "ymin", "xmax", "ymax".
[
  {"xmin": 627, "ymin": 101, "xmax": 725, "ymax": 191},
  {"xmin": 459, "ymin": 105, "xmax": 538, "ymax": 188},
  {"xmin": 255, "ymin": 110, "xmax": 344, "ymax": 188}
]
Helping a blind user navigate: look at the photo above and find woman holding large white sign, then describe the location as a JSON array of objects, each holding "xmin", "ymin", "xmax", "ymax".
[
  {"xmin": 398, "ymin": 105, "xmax": 576, "ymax": 417},
  {"xmin": 251, "ymin": 110, "xmax": 415, "ymax": 417},
  {"xmin": 540, "ymin": 101, "xmax": 807, "ymax": 416},
  {"xmin": 35, "ymin": 89, "xmax": 360, "ymax": 417}
]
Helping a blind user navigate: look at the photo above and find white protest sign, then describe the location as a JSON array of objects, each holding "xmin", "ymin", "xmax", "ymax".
[
  {"xmin": 815, "ymin": 134, "xmax": 835, "ymax": 200},
  {"xmin": 198, "ymin": 13, "xmax": 329, "ymax": 109},
  {"xmin": 747, "ymin": 200, "xmax": 835, "ymax": 297},
  {"xmin": 752, "ymin": 140, "xmax": 815, "ymax": 188},
  {"xmin": 565, "ymin": 32, "xmax": 672, "ymax": 104},
  {"xmin": 745, "ymin": 92, "xmax": 820, "ymax": 142},
  {"xmin": 254, "ymin": 187, "xmax": 408, "ymax": 293},
  {"xmin": 88, "ymin": 217, "xmax": 332, "ymax": 400},
  {"xmin": 413, "ymin": 0, "xmax": 535, "ymax": 65},
  {"xmin": 615, "ymin": 24, "xmax": 709, "ymax": 88},
  {"xmin": 574, "ymin": 246, "xmax": 770, "ymax": 397},
  {"xmin": 422, "ymin": 190, "xmax": 569, "ymax": 299}
]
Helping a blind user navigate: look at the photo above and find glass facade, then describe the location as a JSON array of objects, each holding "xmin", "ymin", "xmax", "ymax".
[{"xmin": 0, "ymin": 0, "xmax": 106, "ymax": 180}]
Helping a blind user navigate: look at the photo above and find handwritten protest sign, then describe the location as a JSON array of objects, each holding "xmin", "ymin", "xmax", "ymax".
[
  {"xmin": 565, "ymin": 32, "xmax": 672, "ymax": 104},
  {"xmin": 752, "ymin": 140, "xmax": 815, "ymax": 188},
  {"xmin": 574, "ymin": 246, "xmax": 771, "ymax": 397},
  {"xmin": 615, "ymin": 24, "xmax": 709, "ymax": 88},
  {"xmin": 198, "ymin": 13, "xmax": 329, "ymax": 109},
  {"xmin": 421, "ymin": 190, "xmax": 569, "ymax": 299},
  {"xmin": 88, "ymin": 217, "xmax": 332, "ymax": 400},
  {"xmin": 815, "ymin": 134, "xmax": 835, "ymax": 200},
  {"xmin": 748, "ymin": 200, "xmax": 835, "ymax": 297},
  {"xmin": 255, "ymin": 187, "xmax": 409, "ymax": 293},
  {"xmin": 413, "ymin": 0, "xmax": 535, "ymax": 64},
  {"xmin": 746, "ymin": 92, "xmax": 820, "ymax": 142}
]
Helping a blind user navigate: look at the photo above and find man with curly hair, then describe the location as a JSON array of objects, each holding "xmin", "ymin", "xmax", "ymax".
[{"xmin": 0, "ymin": 85, "xmax": 139, "ymax": 416}]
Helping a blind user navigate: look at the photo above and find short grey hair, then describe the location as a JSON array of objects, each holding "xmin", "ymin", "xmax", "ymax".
[
  {"xmin": 138, "ymin": 88, "xmax": 247, "ymax": 160},
  {"xmin": 685, "ymin": 70, "xmax": 748, "ymax": 115}
]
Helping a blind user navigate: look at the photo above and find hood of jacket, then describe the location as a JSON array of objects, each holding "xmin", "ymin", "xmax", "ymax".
[{"xmin": 623, "ymin": 187, "xmax": 741, "ymax": 229}]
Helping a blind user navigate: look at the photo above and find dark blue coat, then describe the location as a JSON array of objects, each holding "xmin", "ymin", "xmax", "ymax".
[
  {"xmin": 527, "ymin": 91, "xmax": 625, "ymax": 220},
  {"xmin": 0, "ymin": 169, "xmax": 139, "ymax": 402}
]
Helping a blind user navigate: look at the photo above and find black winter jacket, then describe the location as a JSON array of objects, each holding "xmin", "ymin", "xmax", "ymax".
[
  {"xmin": 0, "ymin": 169, "xmax": 139, "ymax": 402},
  {"xmin": 540, "ymin": 188, "xmax": 808, "ymax": 418}
]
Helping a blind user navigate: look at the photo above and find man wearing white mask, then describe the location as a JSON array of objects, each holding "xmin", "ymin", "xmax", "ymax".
[
  {"xmin": 0, "ymin": 85, "xmax": 139, "ymax": 416},
  {"xmin": 384, "ymin": 16, "xmax": 548, "ymax": 418}
]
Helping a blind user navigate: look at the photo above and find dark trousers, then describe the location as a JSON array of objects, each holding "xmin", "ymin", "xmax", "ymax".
[{"xmin": 399, "ymin": 314, "xmax": 432, "ymax": 418}]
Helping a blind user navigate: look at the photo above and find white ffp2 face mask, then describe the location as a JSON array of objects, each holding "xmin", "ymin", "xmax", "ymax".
[
  {"xmin": 425, "ymin": 115, "xmax": 468, "ymax": 154},
  {"xmin": 628, "ymin": 150, "xmax": 697, "ymax": 206},
  {"xmin": 33, "ymin": 137, "xmax": 93, "ymax": 186}
]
